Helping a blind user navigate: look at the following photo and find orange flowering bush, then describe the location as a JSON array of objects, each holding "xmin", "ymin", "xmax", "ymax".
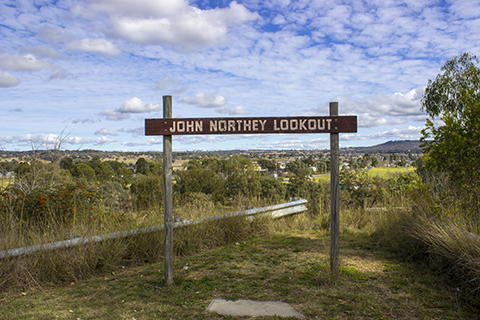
[{"xmin": 1, "ymin": 183, "xmax": 99, "ymax": 226}]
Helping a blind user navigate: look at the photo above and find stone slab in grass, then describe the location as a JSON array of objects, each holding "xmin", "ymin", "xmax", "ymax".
[{"xmin": 206, "ymin": 298, "xmax": 304, "ymax": 318}]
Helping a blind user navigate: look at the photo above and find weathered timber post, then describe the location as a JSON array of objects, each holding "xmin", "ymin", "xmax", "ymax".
[
  {"xmin": 330, "ymin": 102, "xmax": 340, "ymax": 282},
  {"xmin": 163, "ymin": 96, "xmax": 174, "ymax": 286}
]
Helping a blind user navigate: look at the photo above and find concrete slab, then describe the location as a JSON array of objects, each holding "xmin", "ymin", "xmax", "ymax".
[{"xmin": 206, "ymin": 298, "xmax": 303, "ymax": 318}]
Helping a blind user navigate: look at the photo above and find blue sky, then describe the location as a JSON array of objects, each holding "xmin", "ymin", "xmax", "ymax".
[{"xmin": 1, "ymin": 0, "xmax": 479, "ymax": 152}]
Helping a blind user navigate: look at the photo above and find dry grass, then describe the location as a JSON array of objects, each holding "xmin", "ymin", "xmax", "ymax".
[{"xmin": 0, "ymin": 194, "xmax": 271, "ymax": 294}]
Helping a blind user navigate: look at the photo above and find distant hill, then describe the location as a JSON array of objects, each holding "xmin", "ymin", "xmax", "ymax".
[
  {"xmin": 342, "ymin": 140, "xmax": 422, "ymax": 154},
  {"xmin": 0, "ymin": 140, "xmax": 423, "ymax": 161}
]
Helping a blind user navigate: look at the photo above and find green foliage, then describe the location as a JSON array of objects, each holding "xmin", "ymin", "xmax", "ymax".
[
  {"xmin": 256, "ymin": 158, "xmax": 276, "ymax": 171},
  {"xmin": 13, "ymin": 162, "xmax": 31, "ymax": 177},
  {"xmin": 59, "ymin": 156, "xmax": 74, "ymax": 172},
  {"xmin": 421, "ymin": 52, "xmax": 480, "ymax": 118},
  {"xmin": 420, "ymin": 52, "xmax": 480, "ymax": 213},
  {"xmin": 71, "ymin": 163, "xmax": 95, "ymax": 180},
  {"xmin": 115, "ymin": 166, "xmax": 134, "ymax": 186},
  {"xmin": 256, "ymin": 176, "xmax": 286, "ymax": 203},
  {"xmin": 286, "ymin": 159, "xmax": 310, "ymax": 179},
  {"xmin": 135, "ymin": 157, "xmax": 148, "ymax": 174},
  {"xmin": 130, "ymin": 173, "xmax": 163, "ymax": 211},
  {"xmin": 89, "ymin": 155, "xmax": 102, "ymax": 169},
  {"xmin": 95, "ymin": 162, "xmax": 114, "ymax": 182},
  {"xmin": 175, "ymin": 166, "xmax": 225, "ymax": 203},
  {"xmin": 340, "ymin": 170, "xmax": 384, "ymax": 208},
  {"xmin": 146, "ymin": 160, "xmax": 163, "ymax": 175}
]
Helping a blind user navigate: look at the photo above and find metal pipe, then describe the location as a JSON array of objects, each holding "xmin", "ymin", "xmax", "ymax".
[{"xmin": 0, "ymin": 199, "xmax": 307, "ymax": 259}]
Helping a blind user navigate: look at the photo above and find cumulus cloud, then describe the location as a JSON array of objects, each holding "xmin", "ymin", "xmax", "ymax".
[
  {"xmin": 99, "ymin": 97, "xmax": 161, "ymax": 120},
  {"xmin": 94, "ymin": 136, "xmax": 116, "ymax": 146},
  {"xmin": 118, "ymin": 97, "xmax": 161, "ymax": 113},
  {"xmin": 98, "ymin": 109, "xmax": 131, "ymax": 121},
  {"xmin": 65, "ymin": 38, "xmax": 121, "ymax": 56},
  {"xmin": 19, "ymin": 45, "xmax": 60, "ymax": 58},
  {"xmin": 181, "ymin": 92, "xmax": 227, "ymax": 108},
  {"xmin": 0, "ymin": 71, "xmax": 20, "ymax": 87},
  {"xmin": 0, "ymin": 134, "xmax": 86, "ymax": 148},
  {"xmin": 341, "ymin": 126, "xmax": 423, "ymax": 141},
  {"xmin": 73, "ymin": 0, "xmax": 259, "ymax": 49},
  {"xmin": 217, "ymin": 105, "xmax": 248, "ymax": 115},
  {"xmin": 94, "ymin": 128, "xmax": 118, "ymax": 136},
  {"xmin": 118, "ymin": 127, "xmax": 144, "ymax": 137},
  {"xmin": 323, "ymin": 87, "xmax": 426, "ymax": 127},
  {"xmin": 0, "ymin": 54, "xmax": 52, "ymax": 71}
]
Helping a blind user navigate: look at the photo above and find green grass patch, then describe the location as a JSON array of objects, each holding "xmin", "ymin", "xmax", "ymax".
[
  {"xmin": 0, "ymin": 178, "xmax": 12, "ymax": 190},
  {"xmin": 367, "ymin": 166, "xmax": 415, "ymax": 178}
]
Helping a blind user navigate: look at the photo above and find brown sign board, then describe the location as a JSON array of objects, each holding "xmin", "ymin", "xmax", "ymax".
[{"xmin": 145, "ymin": 116, "xmax": 357, "ymax": 136}]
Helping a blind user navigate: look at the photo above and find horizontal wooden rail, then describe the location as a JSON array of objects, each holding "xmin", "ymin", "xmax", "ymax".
[{"xmin": 0, "ymin": 199, "xmax": 307, "ymax": 259}]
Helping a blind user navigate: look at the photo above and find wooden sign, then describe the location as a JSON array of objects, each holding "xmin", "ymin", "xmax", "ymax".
[
  {"xmin": 145, "ymin": 116, "xmax": 357, "ymax": 136},
  {"xmin": 146, "ymin": 96, "xmax": 356, "ymax": 286}
]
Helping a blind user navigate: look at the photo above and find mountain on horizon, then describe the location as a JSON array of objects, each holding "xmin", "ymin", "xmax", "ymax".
[{"xmin": 344, "ymin": 140, "xmax": 422, "ymax": 154}]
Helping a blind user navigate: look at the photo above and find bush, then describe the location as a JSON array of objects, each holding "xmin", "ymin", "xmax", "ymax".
[
  {"xmin": 1, "ymin": 182, "xmax": 99, "ymax": 227},
  {"xmin": 130, "ymin": 173, "xmax": 163, "ymax": 211}
]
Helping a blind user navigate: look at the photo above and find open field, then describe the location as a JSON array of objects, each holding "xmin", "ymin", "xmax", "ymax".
[
  {"xmin": 367, "ymin": 166, "xmax": 415, "ymax": 178},
  {"xmin": 0, "ymin": 178, "xmax": 12, "ymax": 190},
  {"xmin": 312, "ymin": 166, "xmax": 416, "ymax": 183},
  {"xmin": 1, "ymin": 229, "xmax": 477, "ymax": 319}
]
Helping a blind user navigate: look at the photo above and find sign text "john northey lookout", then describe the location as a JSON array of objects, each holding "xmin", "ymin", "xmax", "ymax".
[{"xmin": 145, "ymin": 116, "xmax": 357, "ymax": 136}]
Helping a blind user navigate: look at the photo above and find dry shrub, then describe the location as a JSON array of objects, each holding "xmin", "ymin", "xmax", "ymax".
[{"xmin": 371, "ymin": 185, "xmax": 480, "ymax": 304}]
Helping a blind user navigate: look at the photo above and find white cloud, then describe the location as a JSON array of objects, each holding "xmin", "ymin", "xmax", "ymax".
[
  {"xmin": 65, "ymin": 38, "xmax": 121, "ymax": 56},
  {"xmin": 118, "ymin": 97, "xmax": 161, "ymax": 113},
  {"xmin": 341, "ymin": 126, "xmax": 423, "ymax": 141},
  {"xmin": 98, "ymin": 109, "xmax": 131, "ymax": 121},
  {"xmin": 272, "ymin": 14, "xmax": 287, "ymax": 25},
  {"xmin": 181, "ymin": 92, "xmax": 227, "ymax": 108},
  {"xmin": 94, "ymin": 128, "xmax": 118, "ymax": 136},
  {"xmin": 326, "ymin": 87, "xmax": 426, "ymax": 127},
  {"xmin": 74, "ymin": 0, "xmax": 259, "ymax": 49},
  {"xmin": 0, "ymin": 54, "xmax": 51, "ymax": 71},
  {"xmin": 0, "ymin": 71, "xmax": 20, "ymax": 87},
  {"xmin": 0, "ymin": 134, "xmax": 86, "ymax": 148},
  {"xmin": 99, "ymin": 97, "xmax": 161, "ymax": 121},
  {"xmin": 94, "ymin": 136, "xmax": 116, "ymax": 146},
  {"xmin": 19, "ymin": 45, "xmax": 60, "ymax": 58},
  {"xmin": 118, "ymin": 127, "xmax": 144, "ymax": 137},
  {"xmin": 217, "ymin": 105, "xmax": 248, "ymax": 115}
]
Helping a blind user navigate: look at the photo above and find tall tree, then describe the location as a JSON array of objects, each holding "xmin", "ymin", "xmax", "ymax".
[{"xmin": 420, "ymin": 52, "xmax": 480, "ymax": 211}]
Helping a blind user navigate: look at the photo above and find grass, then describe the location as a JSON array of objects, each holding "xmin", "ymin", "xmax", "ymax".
[
  {"xmin": 367, "ymin": 166, "xmax": 415, "ymax": 178},
  {"xmin": 0, "ymin": 178, "xmax": 12, "ymax": 190},
  {"xmin": 1, "ymin": 225, "xmax": 478, "ymax": 319},
  {"xmin": 312, "ymin": 166, "xmax": 415, "ymax": 182}
]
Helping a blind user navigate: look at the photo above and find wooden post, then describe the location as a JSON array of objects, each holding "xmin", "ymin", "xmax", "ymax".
[
  {"xmin": 163, "ymin": 96, "xmax": 174, "ymax": 286},
  {"xmin": 329, "ymin": 102, "xmax": 340, "ymax": 282}
]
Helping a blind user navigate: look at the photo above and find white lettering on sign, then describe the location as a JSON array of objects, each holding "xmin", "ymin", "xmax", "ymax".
[
  {"xmin": 168, "ymin": 118, "xmax": 334, "ymax": 133},
  {"xmin": 273, "ymin": 119, "xmax": 331, "ymax": 131},
  {"xmin": 169, "ymin": 121, "xmax": 203, "ymax": 133}
]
